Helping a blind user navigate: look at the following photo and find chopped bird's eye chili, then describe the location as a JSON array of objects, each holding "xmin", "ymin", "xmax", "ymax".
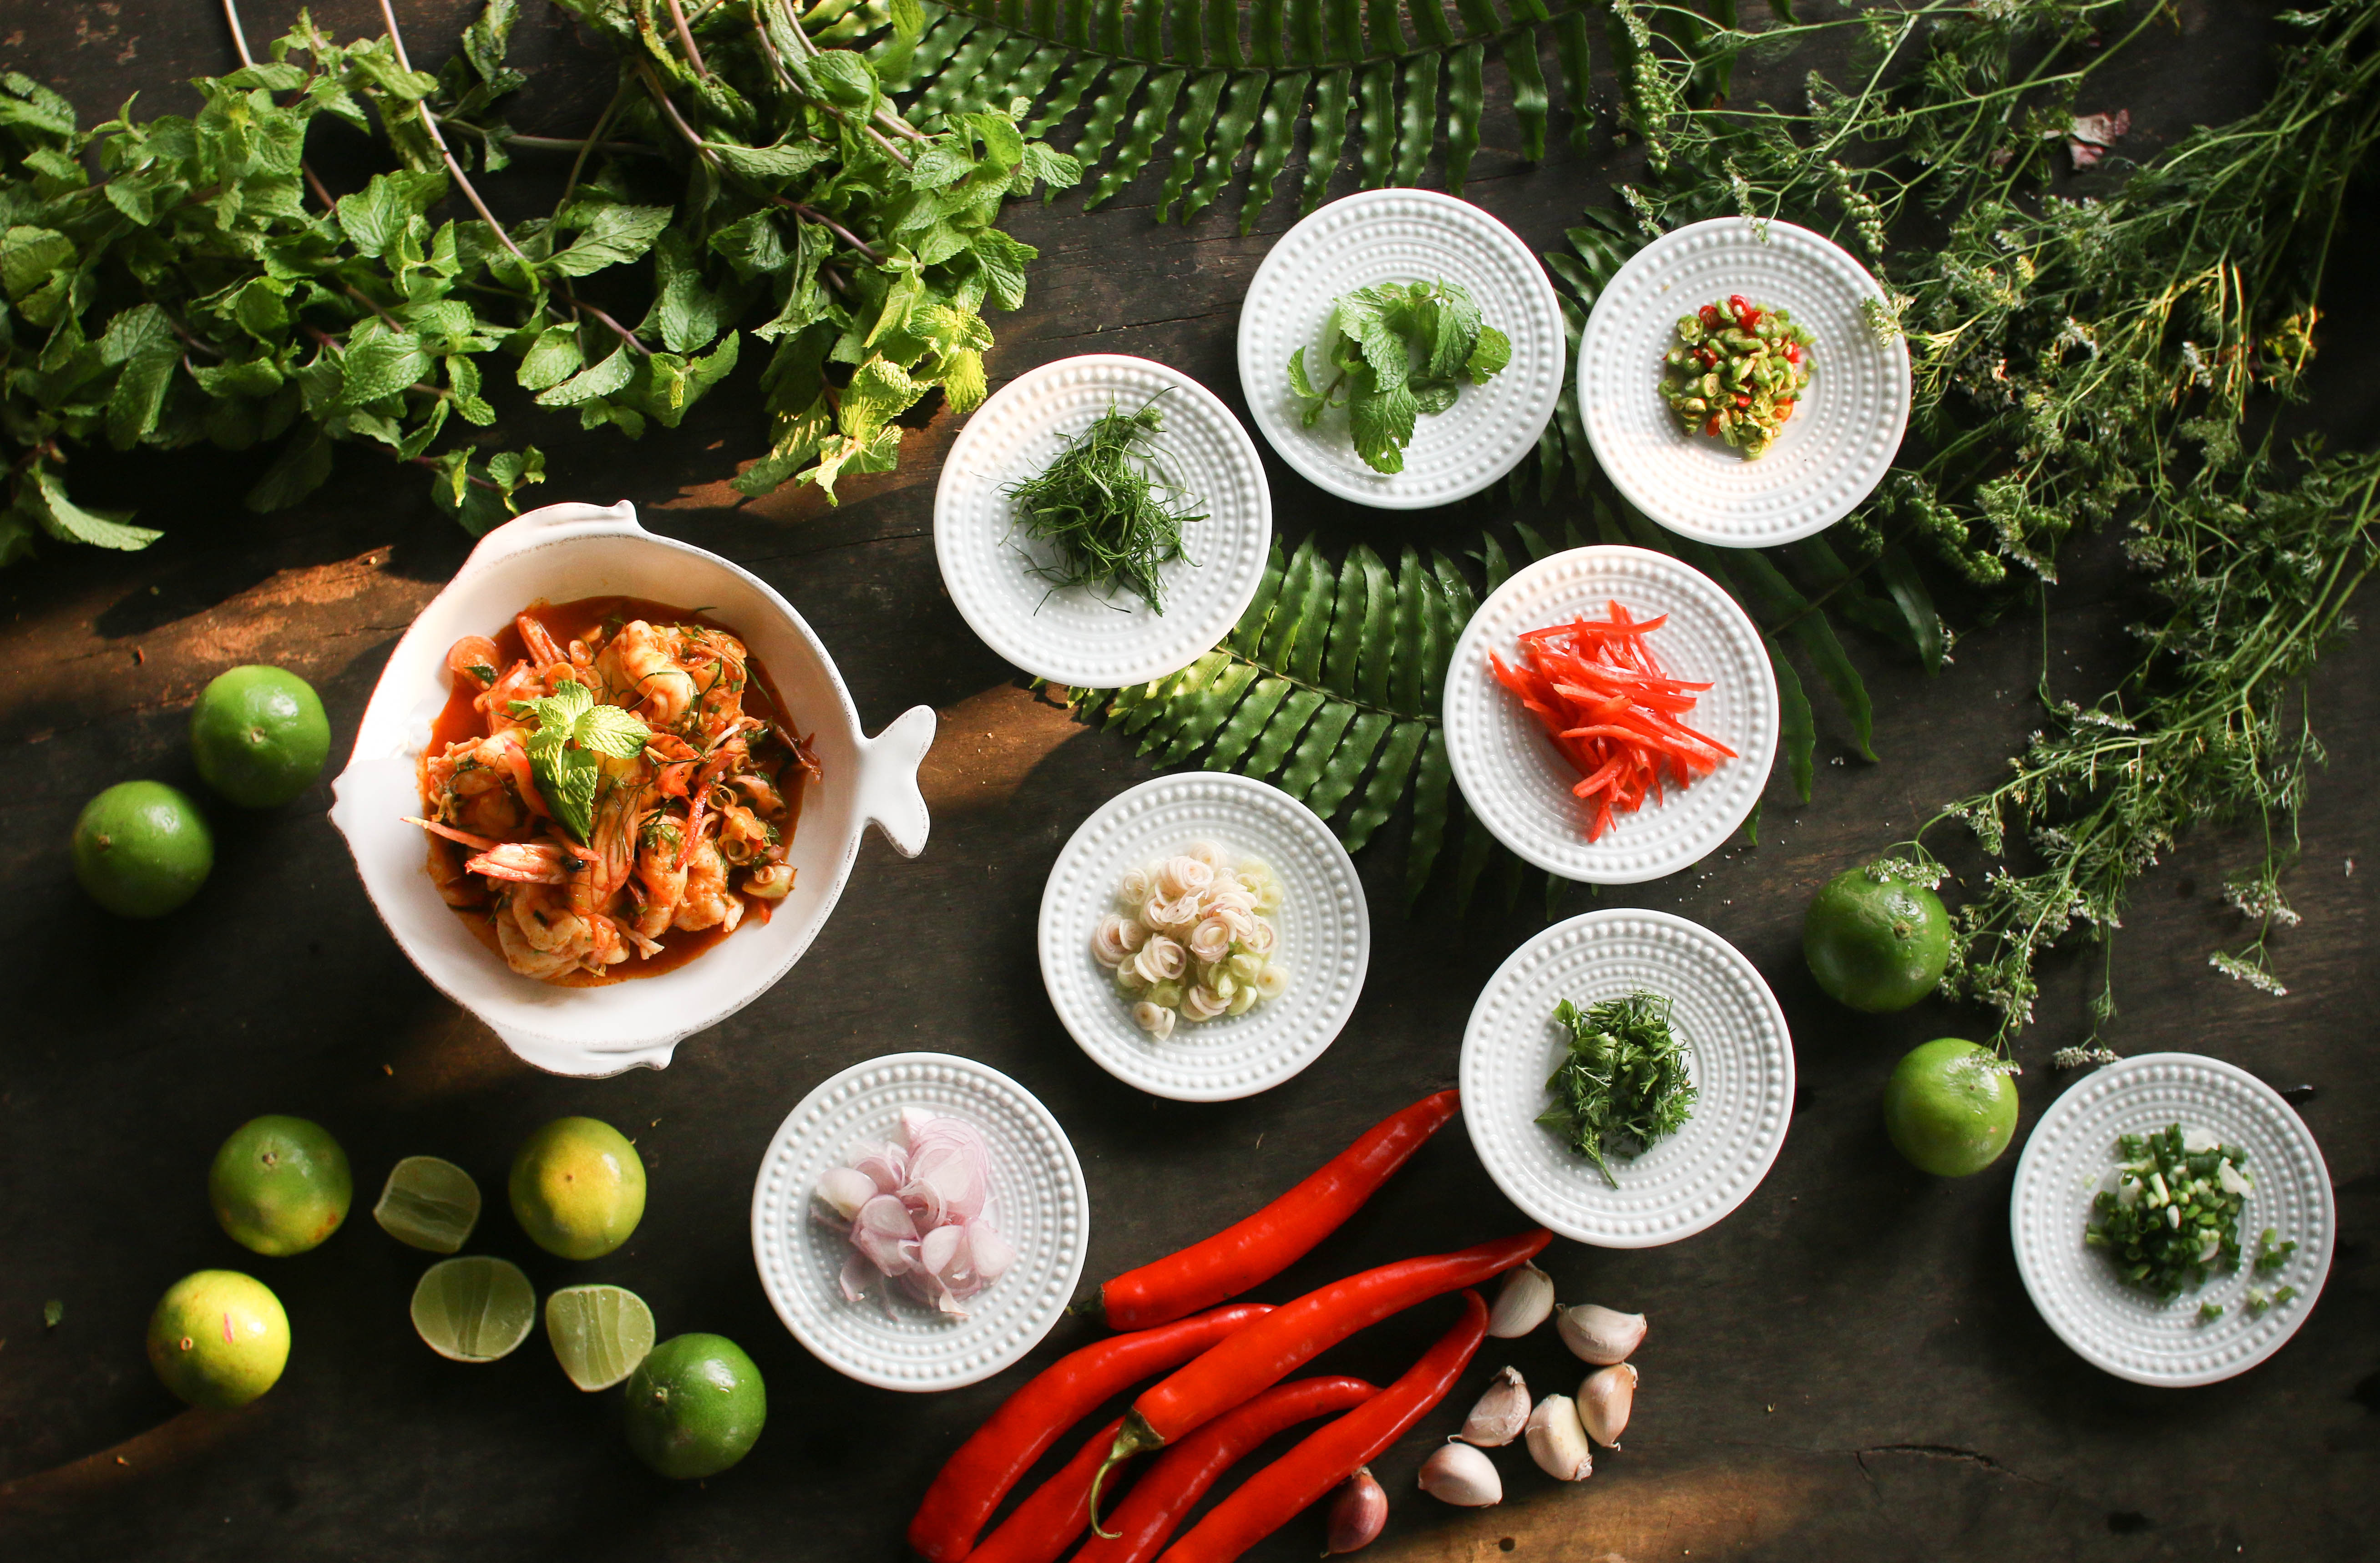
[{"xmin": 1661, "ymin": 295, "xmax": 1813, "ymax": 460}]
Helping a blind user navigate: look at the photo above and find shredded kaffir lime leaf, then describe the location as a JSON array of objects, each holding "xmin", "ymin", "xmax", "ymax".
[
  {"xmin": 1003, "ymin": 396, "xmax": 1203, "ymax": 614},
  {"xmin": 1537, "ymin": 991, "xmax": 1696, "ymax": 1187}
]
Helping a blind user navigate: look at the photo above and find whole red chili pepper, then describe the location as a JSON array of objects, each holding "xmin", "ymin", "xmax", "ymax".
[
  {"xmin": 907, "ymin": 1303, "xmax": 1274, "ymax": 1563},
  {"xmin": 960, "ymin": 1416, "xmax": 1125, "ymax": 1563},
  {"xmin": 1075, "ymin": 1378, "xmax": 1377, "ymax": 1563},
  {"xmin": 1155, "ymin": 1292, "xmax": 1488, "ymax": 1563},
  {"xmin": 1089, "ymin": 1229, "xmax": 1549, "ymax": 1528},
  {"xmin": 1090, "ymin": 1091, "xmax": 1461, "ymax": 1331}
]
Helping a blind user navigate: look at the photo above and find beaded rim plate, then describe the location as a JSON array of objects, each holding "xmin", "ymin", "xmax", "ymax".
[
  {"xmin": 2010, "ymin": 1051, "xmax": 2333, "ymax": 1387},
  {"xmin": 1443, "ymin": 544, "xmax": 1777, "ymax": 884},
  {"xmin": 1579, "ymin": 217, "xmax": 1910, "ymax": 546},
  {"xmin": 1461, "ymin": 908, "xmax": 1793, "ymax": 1248},
  {"xmin": 936, "ymin": 353, "xmax": 1272, "ymax": 687},
  {"xmin": 1038, "ymin": 773, "xmax": 1370, "ymax": 1102},
  {"xmin": 749, "ymin": 1051, "xmax": 1088, "ymax": 1392},
  {"xmin": 1236, "ymin": 188, "xmax": 1565, "ymax": 508}
]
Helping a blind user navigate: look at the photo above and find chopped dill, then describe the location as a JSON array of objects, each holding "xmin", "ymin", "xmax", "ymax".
[
  {"xmin": 1537, "ymin": 991, "xmax": 1697, "ymax": 1187},
  {"xmin": 1003, "ymin": 394, "xmax": 1204, "ymax": 614}
]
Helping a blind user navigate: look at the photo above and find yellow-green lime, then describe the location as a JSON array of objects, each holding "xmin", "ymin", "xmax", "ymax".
[
  {"xmin": 147, "ymin": 1269, "xmax": 289, "ymax": 1409},
  {"xmin": 71, "ymin": 781, "xmax": 213, "ymax": 918},
  {"xmin": 410, "ymin": 1256, "xmax": 537, "ymax": 1363},
  {"xmin": 209, "ymin": 1115, "xmax": 351, "ymax": 1257},
  {"xmin": 189, "ymin": 665, "xmax": 330, "ymax": 808},
  {"xmin": 1803, "ymin": 864, "xmax": 1952, "ymax": 1013},
  {"xmin": 373, "ymin": 1156, "xmax": 481, "ymax": 1254},
  {"xmin": 509, "ymin": 1117, "xmax": 645, "ymax": 1261},
  {"xmin": 623, "ymin": 1333, "xmax": 766, "ymax": 1479},
  {"xmin": 546, "ymin": 1284, "xmax": 657, "ymax": 1391},
  {"xmin": 1883, "ymin": 1038, "xmax": 2021, "ymax": 1177}
]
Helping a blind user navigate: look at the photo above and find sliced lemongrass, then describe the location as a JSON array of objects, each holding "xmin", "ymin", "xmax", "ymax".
[
  {"xmin": 545, "ymin": 1284, "xmax": 656, "ymax": 1391},
  {"xmin": 373, "ymin": 1156, "xmax": 481, "ymax": 1254},
  {"xmin": 411, "ymin": 1257, "xmax": 535, "ymax": 1363}
]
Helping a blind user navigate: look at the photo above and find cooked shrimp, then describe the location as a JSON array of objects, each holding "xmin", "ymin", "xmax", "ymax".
[
  {"xmin": 598, "ymin": 620, "xmax": 698, "ymax": 727},
  {"xmin": 633, "ymin": 815, "xmax": 689, "ymax": 939},
  {"xmin": 497, "ymin": 912, "xmax": 580, "ymax": 980},
  {"xmin": 425, "ymin": 739, "xmax": 533, "ymax": 838},
  {"xmin": 426, "ymin": 837, "xmax": 484, "ymax": 907},
  {"xmin": 447, "ymin": 636, "xmax": 503, "ymax": 690},
  {"xmin": 517, "ymin": 611, "xmax": 567, "ymax": 669},
  {"xmin": 673, "ymin": 836, "xmax": 738, "ymax": 932},
  {"xmin": 466, "ymin": 841, "xmax": 572, "ymax": 883}
]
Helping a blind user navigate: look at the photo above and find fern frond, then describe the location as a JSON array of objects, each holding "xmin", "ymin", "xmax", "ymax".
[{"xmin": 871, "ymin": 0, "xmax": 1744, "ymax": 233}]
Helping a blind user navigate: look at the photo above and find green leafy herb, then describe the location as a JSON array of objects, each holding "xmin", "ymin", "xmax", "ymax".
[
  {"xmin": 1289, "ymin": 280, "xmax": 1508, "ymax": 476},
  {"xmin": 2084, "ymin": 1125, "xmax": 2250, "ymax": 1301},
  {"xmin": 0, "ymin": 0, "xmax": 1079, "ymax": 564},
  {"xmin": 1003, "ymin": 397, "xmax": 1203, "ymax": 614},
  {"xmin": 1536, "ymin": 991, "xmax": 1696, "ymax": 1187},
  {"xmin": 509, "ymin": 680, "xmax": 648, "ymax": 842}
]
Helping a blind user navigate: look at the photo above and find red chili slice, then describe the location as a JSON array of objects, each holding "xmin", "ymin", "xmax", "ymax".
[
  {"xmin": 1154, "ymin": 1293, "xmax": 1490, "ymax": 1563},
  {"xmin": 1092, "ymin": 1091, "xmax": 1461, "ymax": 1331},
  {"xmin": 907, "ymin": 1304, "xmax": 1274, "ymax": 1562}
]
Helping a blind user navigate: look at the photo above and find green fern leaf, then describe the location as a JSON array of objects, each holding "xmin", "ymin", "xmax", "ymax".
[
  {"xmin": 1208, "ymin": 675, "xmax": 1295, "ymax": 769},
  {"xmin": 1503, "ymin": 31, "xmax": 1551, "ymax": 162},
  {"xmin": 1240, "ymin": 71, "xmax": 1310, "ymax": 233},
  {"xmin": 1076, "ymin": 63, "xmax": 1150, "ymax": 180},
  {"xmin": 1091, "ymin": 68, "xmax": 1186, "ymax": 208},
  {"xmin": 1764, "ymin": 629, "xmax": 1816, "ymax": 802},
  {"xmin": 1347, "ymin": 717, "xmax": 1428, "ymax": 853},
  {"xmin": 1455, "ymin": 799, "xmax": 1498, "ymax": 913},
  {"xmin": 1246, "ymin": 686, "xmax": 1328, "ymax": 779},
  {"xmin": 1302, "ymin": 68, "xmax": 1354, "ymax": 212},
  {"xmin": 1403, "ymin": 726, "xmax": 1454, "ymax": 902},
  {"xmin": 1322, "ymin": 546, "xmax": 1376, "ymax": 695},
  {"xmin": 1395, "ymin": 52, "xmax": 1440, "ymax": 188},
  {"xmin": 1278, "ymin": 701, "xmax": 1362, "ymax": 802},
  {"xmin": 1185, "ymin": 71, "xmax": 1270, "ymax": 224},
  {"xmin": 1160, "ymin": 656, "xmax": 1262, "ymax": 761},
  {"xmin": 1445, "ymin": 42, "xmax": 1485, "ymax": 195},
  {"xmin": 1357, "ymin": 61, "xmax": 1398, "ymax": 188},
  {"xmin": 1555, "ymin": 9, "xmax": 1595, "ymax": 154},
  {"xmin": 1877, "ymin": 542, "xmax": 1948, "ymax": 672},
  {"xmin": 1154, "ymin": 71, "xmax": 1230, "ymax": 221}
]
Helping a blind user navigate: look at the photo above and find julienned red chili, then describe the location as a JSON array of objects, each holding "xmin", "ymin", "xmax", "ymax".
[
  {"xmin": 907, "ymin": 1303, "xmax": 1275, "ymax": 1563},
  {"xmin": 1074, "ymin": 1377, "xmax": 1378, "ymax": 1563},
  {"xmin": 1089, "ymin": 1228, "xmax": 1550, "ymax": 1526},
  {"xmin": 1155, "ymin": 1292, "xmax": 1489, "ymax": 1563},
  {"xmin": 1092, "ymin": 1090, "xmax": 1463, "ymax": 1331},
  {"xmin": 959, "ymin": 1415, "xmax": 1125, "ymax": 1563}
]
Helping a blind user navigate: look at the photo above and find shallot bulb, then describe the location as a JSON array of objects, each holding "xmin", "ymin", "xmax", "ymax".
[
  {"xmin": 811, "ymin": 1108, "xmax": 1013, "ymax": 1318},
  {"xmin": 1323, "ymin": 1467, "xmax": 1387, "ymax": 1554}
]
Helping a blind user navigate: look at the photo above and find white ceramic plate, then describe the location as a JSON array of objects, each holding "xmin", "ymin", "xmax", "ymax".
[
  {"xmin": 1461, "ymin": 908, "xmax": 1792, "ymax": 1248},
  {"xmin": 1579, "ymin": 217, "xmax": 1910, "ymax": 547},
  {"xmin": 2010, "ymin": 1052, "xmax": 2333, "ymax": 1387},
  {"xmin": 936, "ymin": 354, "xmax": 1271, "ymax": 688},
  {"xmin": 1038, "ymin": 773, "xmax": 1369, "ymax": 1102},
  {"xmin": 1236, "ymin": 189, "xmax": 1565, "ymax": 509},
  {"xmin": 750, "ymin": 1051, "xmax": 1088, "ymax": 1392},
  {"xmin": 1443, "ymin": 545, "xmax": 1777, "ymax": 884}
]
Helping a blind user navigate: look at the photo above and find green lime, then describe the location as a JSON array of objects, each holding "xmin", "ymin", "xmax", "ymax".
[
  {"xmin": 509, "ymin": 1117, "xmax": 646, "ymax": 1261},
  {"xmin": 547, "ymin": 1284, "xmax": 658, "ymax": 1391},
  {"xmin": 189, "ymin": 665, "xmax": 331, "ymax": 809},
  {"xmin": 209, "ymin": 1116, "xmax": 352, "ymax": 1257},
  {"xmin": 623, "ymin": 1333, "xmax": 766, "ymax": 1479},
  {"xmin": 71, "ymin": 781, "xmax": 213, "ymax": 918},
  {"xmin": 147, "ymin": 1269, "xmax": 289, "ymax": 1409},
  {"xmin": 410, "ymin": 1256, "xmax": 537, "ymax": 1363},
  {"xmin": 373, "ymin": 1156, "xmax": 482, "ymax": 1254},
  {"xmin": 1883, "ymin": 1038, "xmax": 2021, "ymax": 1177},
  {"xmin": 1804, "ymin": 863, "xmax": 1952, "ymax": 1013}
]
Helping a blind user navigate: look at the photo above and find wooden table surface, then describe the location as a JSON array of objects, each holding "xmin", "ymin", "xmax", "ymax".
[{"xmin": 2, "ymin": 4, "xmax": 2371, "ymax": 1560}]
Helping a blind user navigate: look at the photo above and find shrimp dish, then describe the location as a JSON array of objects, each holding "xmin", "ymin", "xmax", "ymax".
[{"xmin": 409, "ymin": 597, "xmax": 819, "ymax": 985}]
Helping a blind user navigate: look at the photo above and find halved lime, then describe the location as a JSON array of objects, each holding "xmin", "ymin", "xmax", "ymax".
[
  {"xmin": 375, "ymin": 1156, "xmax": 482, "ymax": 1253},
  {"xmin": 545, "ymin": 1283, "xmax": 657, "ymax": 1391},
  {"xmin": 410, "ymin": 1256, "xmax": 536, "ymax": 1363}
]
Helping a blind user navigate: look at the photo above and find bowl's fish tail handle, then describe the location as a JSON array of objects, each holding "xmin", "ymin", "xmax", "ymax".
[{"xmin": 856, "ymin": 705, "xmax": 936, "ymax": 858}]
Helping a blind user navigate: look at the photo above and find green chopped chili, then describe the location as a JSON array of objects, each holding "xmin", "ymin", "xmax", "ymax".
[
  {"xmin": 1661, "ymin": 294, "xmax": 1814, "ymax": 460},
  {"xmin": 1537, "ymin": 991, "xmax": 1696, "ymax": 1188}
]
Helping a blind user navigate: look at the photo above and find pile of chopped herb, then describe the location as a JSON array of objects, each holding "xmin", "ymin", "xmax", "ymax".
[
  {"xmin": 1004, "ymin": 397, "xmax": 1204, "ymax": 614},
  {"xmin": 1288, "ymin": 279, "xmax": 1510, "ymax": 475},
  {"xmin": 1537, "ymin": 991, "xmax": 1696, "ymax": 1187},
  {"xmin": 2085, "ymin": 1124, "xmax": 2257, "ymax": 1302}
]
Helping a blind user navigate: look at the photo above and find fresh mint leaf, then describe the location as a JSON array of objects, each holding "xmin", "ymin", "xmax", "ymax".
[
  {"xmin": 1465, "ymin": 324, "xmax": 1511, "ymax": 383},
  {"xmin": 1349, "ymin": 380, "xmax": 1420, "ymax": 475},
  {"xmin": 1287, "ymin": 345, "xmax": 1320, "ymax": 402},
  {"xmin": 575, "ymin": 703, "xmax": 651, "ymax": 759},
  {"xmin": 534, "ymin": 346, "xmax": 635, "ymax": 407}
]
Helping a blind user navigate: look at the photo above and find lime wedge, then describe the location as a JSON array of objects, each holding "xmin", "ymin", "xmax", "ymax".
[
  {"xmin": 374, "ymin": 1156, "xmax": 482, "ymax": 1253},
  {"xmin": 410, "ymin": 1257, "xmax": 536, "ymax": 1363},
  {"xmin": 545, "ymin": 1284, "xmax": 658, "ymax": 1391}
]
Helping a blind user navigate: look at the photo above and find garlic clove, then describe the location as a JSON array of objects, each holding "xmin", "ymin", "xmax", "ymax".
[
  {"xmin": 1458, "ymin": 1365, "xmax": 1530, "ymax": 1447},
  {"xmin": 1579, "ymin": 1362, "xmax": 1637, "ymax": 1448},
  {"xmin": 1524, "ymin": 1394, "xmax": 1594, "ymax": 1482},
  {"xmin": 1323, "ymin": 1466, "xmax": 1388, "ymax": 1554},
  {"xmin": 1485, "ymin": 1261, "xmax": 1555, "ymax": 1339},
  {"xmin": 1555, "ymin": 1303, "xmax": 1646, "ymax": 1365},
  {"xmin": 1416, "ymin": 1442, "xmax": 1503, "ymax": 1507}
]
